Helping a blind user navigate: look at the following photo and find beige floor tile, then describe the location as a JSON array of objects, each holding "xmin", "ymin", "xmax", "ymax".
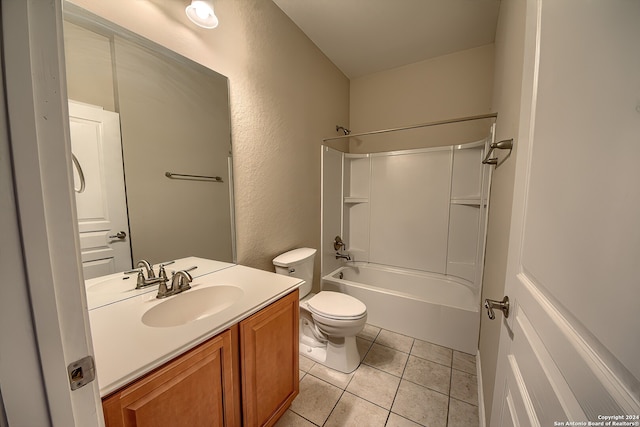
[
  {"xmin": 290, "ymin": 375, "xmax": 342, "ymax": 426},
  {"xmin": 274, "ymin": 409, "xmax": 317, "ymax": 427},
  {"xmin": 448, "ymin": 397, "xmax": 479, "ymax": 427},
  {"xmin": 403, "ymin": 355, "xmax": 451, "ymax": 395},
  {"xmin": 385, "ymin": 413, "xmax": 423, "ymax": 427},
  {"xmin": 375, "ymin": 329, "xmax": 414, "ymax": 353},
  {"xmin": 391, "ymin": 380, "xmax": 449, "ymax": 427},
  {"xmin": 346, "ymin": 364, "xmax": 400, "ymax": 410},
  {"xmin": 324, "ymin": 392, "xmax": 389, "ymax": 427},
  {"xmin": 411, "ymin": 339, "xmax": 453, "ymax": 367},
  {"xmin": 299, "ymin": 354, "xmax": 315, "ymax": 372},
  {"xmin": 358, "ymin": 323, "xmax": 381, "ymax": 341},
  {"xmin": 363, "ymin": 343, "xmax": 409, "ymax": 377},
  {"xmin": 356, "ymin": 336, "xmax": 374, "ymax": 361},
  {"xmin": 452, "ymin": 351, "xmax": 476, "ymax": 374},
  {"xmin": 450, "ymin": 369, "xmax": 478, "ymax": 405},
  {"xmin": 299, "ymin": 370, "xmax": 306, "ymax": 381},
  {"xmin": 308, "ymin": 363, "xmax": 355, "ymax": 389}
]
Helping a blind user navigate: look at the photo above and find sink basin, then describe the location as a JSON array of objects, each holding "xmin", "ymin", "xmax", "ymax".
[{"xmin": 141, "ymin": 285, "xmax": 244, "ymax": 328}]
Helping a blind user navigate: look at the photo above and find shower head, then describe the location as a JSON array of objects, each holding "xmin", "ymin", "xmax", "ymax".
[{"xmin": 336, "ymin": 125, "xmax": 351, "ymax": 135}]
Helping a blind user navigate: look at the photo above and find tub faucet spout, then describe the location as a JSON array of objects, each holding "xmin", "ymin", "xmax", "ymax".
[{"xmin": 336, "ymin": 251, "xmax": 351, "ymax": 261}]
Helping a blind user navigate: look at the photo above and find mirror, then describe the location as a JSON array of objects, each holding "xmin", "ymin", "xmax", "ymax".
[{"xmin": 63, "ymin": 3, "xmax": 235, "ymax": 278}]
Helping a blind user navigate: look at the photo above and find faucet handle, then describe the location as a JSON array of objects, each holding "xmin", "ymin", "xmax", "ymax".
[
  {"xmin": 171, "ymin": 270, "xmax": 193, "ymax": 292},
  {"xmin": 156, "ymin": 279, "xmax": 171, "ymax": 299},
  {"xmin": 157, "ymin": 261, "xmax": 175, "ymax": 281},
  {"xmin": 334, "ymin": 236, "xmax": 346, "ymax": 251},
  {"xmin": 124, "ymin": 268, "xmax": 146, "ymax": 288},
  {"xmin": 136, "ymin": 259, "xmax": 155, "ymax": 278}
]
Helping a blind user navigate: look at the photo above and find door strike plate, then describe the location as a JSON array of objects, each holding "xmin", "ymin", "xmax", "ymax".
[{"xmin": 67, "ymin": 355, "xmax": 96, "ymax": 390}]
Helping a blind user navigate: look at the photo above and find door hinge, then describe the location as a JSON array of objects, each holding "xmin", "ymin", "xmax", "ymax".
[{"xmin": 67, "ymin": 355, "xmax": 96, "ymax": 390}]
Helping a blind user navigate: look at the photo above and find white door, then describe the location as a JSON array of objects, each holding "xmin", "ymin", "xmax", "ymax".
[
  {"xmin": 69, "ymin": 100, "xmax": 132, "ymax": 278},
  {"xmin": 489, "ymin": 0, "xmax": 640, "ymax": 425},
  {"xmin": 3, "ymin": 0, "xmax": 104, "ymax": 425}
]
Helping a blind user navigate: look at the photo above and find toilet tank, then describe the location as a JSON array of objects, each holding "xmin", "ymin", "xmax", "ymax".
[{"xmin": 272, "ymin": 248, "xmax": 316, "ymax": 298}]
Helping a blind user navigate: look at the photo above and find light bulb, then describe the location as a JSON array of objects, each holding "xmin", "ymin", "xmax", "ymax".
[
  {"xmin": 186, "ymin": 0, "xmax": 219, "ymax": 29},
  {"xmin": 195, "ymin": 4, "xmax": 210, "ymax": 19}
]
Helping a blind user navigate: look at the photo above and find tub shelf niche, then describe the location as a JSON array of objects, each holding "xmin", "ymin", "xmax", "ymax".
[
  {"xmin": 450, "ymin": 197, "xmax": 482, "ymax": 207},
  {"xmin": 343, "ymin": 154, "xmax": 371, "ymax": 261},
  {"xmin": 344, "ymin": 197, "xmax": 368, "ymax": 204},
  {"xmin": 446, "ymin": 143, "xmax": 489, "ymax": 284}
]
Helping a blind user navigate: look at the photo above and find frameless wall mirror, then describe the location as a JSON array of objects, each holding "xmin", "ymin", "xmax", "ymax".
[{"xmin": 63, "ymin": 3, "xmax": 236, "ymax": 279}]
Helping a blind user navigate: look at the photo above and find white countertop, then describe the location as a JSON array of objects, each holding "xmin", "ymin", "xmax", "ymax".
[
  {"xmin": 85, "ymin": 257, "xmax": 236, "ymax": 310},
  {"xmin": 88, "ymin": 263, "xmax": 302, "ymax": 396}
]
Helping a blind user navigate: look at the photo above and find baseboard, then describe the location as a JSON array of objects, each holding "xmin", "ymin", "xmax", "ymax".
[{"xmin": 476, "ymin": 349, "xmax": 487, "ymax": 427}]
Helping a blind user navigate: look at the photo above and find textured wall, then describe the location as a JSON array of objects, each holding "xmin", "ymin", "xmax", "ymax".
[
  {"xmin": 349, "ymin": 45, "xmax": 495, "ymax": 153},
  {"xmin": 67, "ymin": 0, "xmax": 350, "ymax": 286},
  {"xmin": 479, "ymin": 0, "xmax": 526, "ymax": 422}
]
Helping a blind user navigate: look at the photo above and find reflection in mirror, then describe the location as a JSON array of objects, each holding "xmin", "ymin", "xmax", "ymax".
[{"xmin": 63, "ymin": 4, "xmax": 235, "ymax": 279}]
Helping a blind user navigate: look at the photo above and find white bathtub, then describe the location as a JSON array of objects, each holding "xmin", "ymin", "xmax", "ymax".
[{"xmin": 322, "ymin": 262, "xmax": 480, "ymax": 354}]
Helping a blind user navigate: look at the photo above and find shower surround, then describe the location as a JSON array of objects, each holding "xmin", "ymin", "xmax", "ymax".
[{"xmin": 321, "ymin": 138, "xmax": 491, "ymax": 353}]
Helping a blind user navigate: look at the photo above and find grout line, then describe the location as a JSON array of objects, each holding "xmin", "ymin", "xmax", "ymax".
[
  {"xmin": 446, "ymin": 359, "xmax": 454, "ymax": 427},
  {"xmin": 450, "ymin": 396, "xmax": 480, "ymax": 408},
  {"xmin": 339, "ymin": 390, "xmax": 395, "ymax": 419},
  {"xmin": 321, "ymin": 388, "xmax": 345, "ymax": 426},
  {"xmin": 400, "ymin": 376, "xmax": 452, "ymax": 400},
  {"xmin": 408, "ymin": 351, "xmax": 453, "ymax": 369}
]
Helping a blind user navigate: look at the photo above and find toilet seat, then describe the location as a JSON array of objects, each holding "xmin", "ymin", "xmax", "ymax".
[{"xmin": 306, "ymin": 291, "xmax": 367, "ymax": 320}]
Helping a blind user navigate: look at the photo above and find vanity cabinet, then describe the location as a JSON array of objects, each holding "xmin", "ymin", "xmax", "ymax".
[
  {"xmin": 101, "ymin": 328, "xmax": 240, "ymax": 426},
  {"xmin": 240, "ymin": 289, "xmax": 299, "ymax": 426},
  {"xmin": 100, "ymin": 289, "xmax": 298, "ymax": 427}
]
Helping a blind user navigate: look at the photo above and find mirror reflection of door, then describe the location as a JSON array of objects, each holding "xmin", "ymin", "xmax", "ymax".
[{"xmin": 69, "ymin": 100, "xmax": 132, "ymax": 279}]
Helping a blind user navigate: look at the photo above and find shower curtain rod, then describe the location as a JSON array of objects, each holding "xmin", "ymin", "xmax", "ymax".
[{"xmin": 322, "ymin": 112, "xmax": 498, "ymax": 142}]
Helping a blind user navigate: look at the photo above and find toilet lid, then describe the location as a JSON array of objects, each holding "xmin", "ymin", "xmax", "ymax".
[{"xmin": 306, "ymin": 291, "xmax": 367, "ymax": 320}]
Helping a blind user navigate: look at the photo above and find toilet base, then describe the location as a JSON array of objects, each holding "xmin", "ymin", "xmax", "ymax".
[{"xmin": 299, "ymin": 335, "xmax": 361, "ymax": 373}]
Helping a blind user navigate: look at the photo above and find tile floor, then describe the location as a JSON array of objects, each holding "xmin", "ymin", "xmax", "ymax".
[{"xmin": 275, "ymin": 325, "xmax": 480, "ymax": 427}]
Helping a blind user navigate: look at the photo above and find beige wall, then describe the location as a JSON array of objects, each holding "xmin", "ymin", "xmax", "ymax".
[
  {"xmin": 479, "ymin": 0, "xmax": 526, "ymax": 422},
  {"xmin": 67, "ymin": 0, "xmax": 350, "ymax": 285},
  {"xmin": 64, "ymin": 22, "xmax": 116, "ymax": 111},
  {"xmin": 348, "ymin": 45, "xmax": 495, "ymax": 153}
]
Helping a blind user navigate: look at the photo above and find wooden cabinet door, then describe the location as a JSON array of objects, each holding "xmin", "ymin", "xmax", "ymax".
[
  {"xmin": 240, "ymin": 290, "xmax": 299, "ymax": 427},
  {"xmin": 102, "ymin": 327, "xmax": 239, "ymax": 427}
]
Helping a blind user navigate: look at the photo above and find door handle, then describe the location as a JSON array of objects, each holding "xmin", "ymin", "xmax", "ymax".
[
  {"xmin": 484, "ymin": 296, "xmax": 509, "ymax": 319},
  {"xmin": 108, "ymin": 231, "xmax": 127, "ymax": 240}
]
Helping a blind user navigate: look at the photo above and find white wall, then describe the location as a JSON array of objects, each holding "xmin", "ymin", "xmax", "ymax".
[
  {"xmin": 68, "ymin": 0, "xmax": 350, "ymax": 286},
  {"xmin": 321, "ymin": 147, "xmax": 344, "ymax": 277},
  {"xmin": 369, "ymin": 149, "xmax": 452, "ymax": 272}
]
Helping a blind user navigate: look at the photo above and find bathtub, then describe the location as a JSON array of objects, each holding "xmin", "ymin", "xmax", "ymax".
[{"xmin": 322, "ymin": 262, "xmax": 480, "ymax": 354}]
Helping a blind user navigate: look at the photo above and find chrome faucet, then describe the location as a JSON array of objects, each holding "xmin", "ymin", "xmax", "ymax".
[
  {"xmin": 335, "ymin": 252, "xmax": 351, "ymax": 261},
  {"xmin": 136, "ymin": 259, "xmax": 155, "ymax": 278},
  {"xmin": 157, "ymin": 269, "xmax": 194, "ymax": 299},
  {"xmin": 125, "ymin": 260, "xmax": 175, "ymax": 289},
  {"xmin": 334, "ymin": 236, "xmax": 352, "ymax": 260}
]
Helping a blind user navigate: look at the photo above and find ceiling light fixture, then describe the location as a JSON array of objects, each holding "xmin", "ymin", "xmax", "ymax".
[{"xmin": 185, "ymin": 0, "xmax": 219, "ymax": 29}]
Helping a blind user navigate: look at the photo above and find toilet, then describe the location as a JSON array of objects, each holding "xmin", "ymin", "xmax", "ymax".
[{"xmin": 273, "ymin": 248, "xmax": 367, "ymax": 373}]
